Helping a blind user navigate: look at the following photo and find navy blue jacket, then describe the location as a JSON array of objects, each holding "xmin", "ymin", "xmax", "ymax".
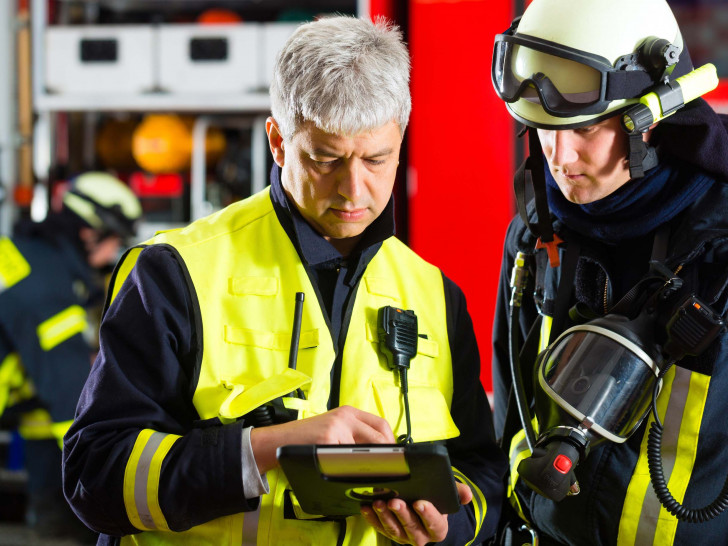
[{"xmin": 492, "ymin": 99, "xmax": 728, "ymax": 544}]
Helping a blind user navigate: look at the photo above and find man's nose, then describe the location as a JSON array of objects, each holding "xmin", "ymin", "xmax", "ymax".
[
  {"xmin": 548, "ymin": 131, "xmax": 579, "ymax": 168},
  {"xmin": 337, "ymin": 160, "xmax": 365, "ymax": 201}
]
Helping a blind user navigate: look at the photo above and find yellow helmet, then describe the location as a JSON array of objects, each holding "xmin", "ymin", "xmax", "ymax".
[
  {"xmin": 62, "ymin": 172, "xmax": 142, "ymax": 238},
  {"xmin": 492, "ymin": 0, "xmax": 691, "ymax": 128}
]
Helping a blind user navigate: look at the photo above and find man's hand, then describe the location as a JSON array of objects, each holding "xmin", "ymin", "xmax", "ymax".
[
  {"xmin": 360, "ymin": 481, "xmax": 472, "ymax": 545},
  {"xmin": 250, "ymin": 405, "xmax": 395, "ymax": 474}
]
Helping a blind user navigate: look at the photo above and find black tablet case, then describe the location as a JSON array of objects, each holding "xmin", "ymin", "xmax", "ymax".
[{"xmin": 277, "ymin": 442, "xmax": 460, "ymax": 516}]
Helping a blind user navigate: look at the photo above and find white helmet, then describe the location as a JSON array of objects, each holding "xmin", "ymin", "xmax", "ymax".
[
  {"xmin": 62, "ymin": 172, "xmax": 142, "ymax": 238},
  {"xmin": 492, "ymin": 0, "xmax": 691, "ymax": 128}
]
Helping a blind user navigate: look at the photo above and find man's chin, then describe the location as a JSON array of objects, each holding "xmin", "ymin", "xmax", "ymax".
[{"xmin": 324, "ymin": 228, "xmax": 366, "ymax": 243}]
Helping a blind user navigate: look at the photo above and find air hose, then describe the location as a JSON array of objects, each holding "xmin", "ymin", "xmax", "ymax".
[
  {"xmin": 508, "ymin": 251, "xmax": 537, "ymax": 452},
  {"xmin": 647, "ymin": 364, "xmax": 728, "ymax": 522}
]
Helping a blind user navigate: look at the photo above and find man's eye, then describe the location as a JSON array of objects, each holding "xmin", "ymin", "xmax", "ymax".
[
  {"xmin": 365, "ymin": 158, "xmax": 386, "ymax": 166},
  {"xmin": 313, "ymin": 159, "xmax": 338, "ymax": 167}
]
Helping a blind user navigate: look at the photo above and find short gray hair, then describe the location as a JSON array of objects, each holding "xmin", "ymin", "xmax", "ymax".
[{"xmin": 270, "ymin": 15, "xmax": 411, "ymax": 140}]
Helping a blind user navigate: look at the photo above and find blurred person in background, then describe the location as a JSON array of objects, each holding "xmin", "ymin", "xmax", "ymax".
[{"xmin": 0, "ymin": 171, "xmax": 141, "ymax": 542}]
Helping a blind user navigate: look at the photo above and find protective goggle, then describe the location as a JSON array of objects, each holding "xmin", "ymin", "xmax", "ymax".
[{"xmin": 492, "ymin": 30, "xmax": 660, "ymax": 118}]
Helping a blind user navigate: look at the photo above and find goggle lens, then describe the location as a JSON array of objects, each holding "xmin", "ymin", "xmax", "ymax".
[{"xmin": 493, "ymin": 37, "xmax": 610, "ymax": 117}]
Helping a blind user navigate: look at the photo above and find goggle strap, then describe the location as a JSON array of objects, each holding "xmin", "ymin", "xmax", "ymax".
[
  {"xmin": 605, "ymin": 70, "xmax": 655, "ymax": 101},
  {"xmin": 606, "ymin": 48, "xmax": 694, "ymax": 101},
  {"xmin": 528, "ymin": 128, "xmax": 556, "ymax": 246}
]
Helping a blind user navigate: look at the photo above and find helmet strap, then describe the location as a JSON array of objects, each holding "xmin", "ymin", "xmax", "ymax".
[
  {"xmin": 514, "ymin": 128, "xmax": 562, "ymax": 267},
  {"xmin": 627, "ymin": 132, "xmax": 659, "ymax": 179}
]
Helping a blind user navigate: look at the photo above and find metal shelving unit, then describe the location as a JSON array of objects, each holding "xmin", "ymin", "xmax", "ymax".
[{"xmin": 29, "ymin": 0, "xmax": 360, "ymax": 238}]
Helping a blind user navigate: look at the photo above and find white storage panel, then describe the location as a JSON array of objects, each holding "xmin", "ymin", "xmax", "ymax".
[
  {"xmin": 261, "ymin": 22, "xmax": 300, "ymax": 87},
  {"xmin": 158, "ymin": 24, "xmax": 262, "ymax": 94},
  {"xmin": 45, "ymin": 25, "xmax": 155, "ymax": 94}
]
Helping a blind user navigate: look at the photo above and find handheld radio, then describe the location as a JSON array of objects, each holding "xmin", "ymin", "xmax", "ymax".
[{"xmin": 378, "ymin": 306, "xmax": 418, "ymax": 443}]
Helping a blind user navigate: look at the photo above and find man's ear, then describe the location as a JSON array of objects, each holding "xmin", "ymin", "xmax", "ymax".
[{"xmin": 266, "ymin": 117, "xmax": 285, "ymax": 167}]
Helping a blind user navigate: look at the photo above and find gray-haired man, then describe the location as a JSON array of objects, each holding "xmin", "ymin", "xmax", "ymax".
[{"xmin": 63, "ymin": 16, "xmax": 506, "ymax": 546}]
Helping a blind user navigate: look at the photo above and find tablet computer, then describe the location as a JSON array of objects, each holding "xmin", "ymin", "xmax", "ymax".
[{"xmin": 276, "ymin": 442, "xmax": 460, "ymax": 516}]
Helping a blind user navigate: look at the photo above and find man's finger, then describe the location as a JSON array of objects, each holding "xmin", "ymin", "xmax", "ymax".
[
  {"xmin": 456, "ymin": 481, "xmax": 473, "ymax": 505},
  {"xmin": 409, "ymin": 500, "xmax": 448, "ymax": 543},
  {"xmin": 340, "ymin": 405, "xmax": 396, "ymax": 443}
]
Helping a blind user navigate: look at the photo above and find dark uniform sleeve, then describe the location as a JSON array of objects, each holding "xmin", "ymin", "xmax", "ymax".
[
  {"xmin": 441, "ymin": 273, "xmax": 508, "ymax": 544},
  {"xmin": 62, "ymin": 245, "xmax": 256, "ymax": 537}
]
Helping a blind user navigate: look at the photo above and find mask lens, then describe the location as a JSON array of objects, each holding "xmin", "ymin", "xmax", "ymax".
[{"xmin": 541, "ymin": 329, "xmax": 658, "ymax": 441}]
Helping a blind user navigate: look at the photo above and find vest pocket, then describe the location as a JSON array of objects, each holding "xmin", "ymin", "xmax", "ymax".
[
  {"xmin": 370, "ymin": 378, "xmax": 459, "ymax": 442},
  {"xmin": 224, "ymin": 325, "xmax": 319, "ymax": 351}
]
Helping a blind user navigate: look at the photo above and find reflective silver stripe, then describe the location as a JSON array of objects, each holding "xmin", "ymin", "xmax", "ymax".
[
  {"xmin": 634, "ymin": 366, "xmax": 690, "ymax": 544},
  {"xmin": 134, "ymin": 431, "xmax": 167, "ymax": 530},
  {"xmin": 241, "ymin": 505, "xmax": 260, "ymax": 545},
  {"xmin": 452, "ymin": 468, "xmax": 486, "ymax": 546}
]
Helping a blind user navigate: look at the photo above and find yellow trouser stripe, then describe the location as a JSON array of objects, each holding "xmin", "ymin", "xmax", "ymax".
[
  {"xmin": 0, "ymin": 353, "xmax": 24, "ymax": 415},
  {"xmin": 36, "ymin": 305, "xmax": 88, "ymax": 351},
  {"xmin": 124, "ymin": 429, "xmax": 181, "ymax": 531},
  {"xmin": 452, "ymin": 467, "xmax": 487, "ymax": 546},
  {"xmin": 0, "ymin": 237, "xmax": 31, "ymax": 290},
  {"xmin": 617, "ymin": 366, "xmax": 708, "ymax": 545}
]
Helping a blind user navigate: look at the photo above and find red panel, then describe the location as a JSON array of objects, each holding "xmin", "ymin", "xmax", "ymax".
[
  {"xmin": 705, "ymin": 78, "xmax": 728, "ymax": 114},
  {"xmin": 408, "ymin": 0, "xmax": 515, "ymax": 393},
  {"xmin": 369, "ymin": 0, "xmax": 396, "ymax": 20}
]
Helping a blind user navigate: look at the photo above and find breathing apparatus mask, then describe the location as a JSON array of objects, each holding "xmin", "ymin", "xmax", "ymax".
[{"xmin": 509, "ymin": 256, "xmax": 728, "ymax": 521}]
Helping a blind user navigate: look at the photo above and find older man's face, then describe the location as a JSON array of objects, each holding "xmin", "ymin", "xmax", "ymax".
[
  {"xmin": 267, "ymin": 119, "xmax": 401, "ymax": 256},
  {"xmin": 537, "ymin": 115, "xmax": 635, "ymax": 205}
]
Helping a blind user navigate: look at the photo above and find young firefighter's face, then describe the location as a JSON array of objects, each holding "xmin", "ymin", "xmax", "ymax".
[
  {"xmin": 268, "ymin": 119, "xmax": 402, "ymax": 255},
  {"xmin": 537, "ymin": 115, "xmax": 634, "ymax": 204}
]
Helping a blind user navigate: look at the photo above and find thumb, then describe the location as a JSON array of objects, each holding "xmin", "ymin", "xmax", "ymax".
[{"xmin": 456, "ymin": 481, "xmax": 473, "ymax": 505}]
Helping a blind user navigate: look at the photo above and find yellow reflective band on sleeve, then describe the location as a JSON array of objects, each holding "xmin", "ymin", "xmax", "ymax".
[
  {"xmin": 653, "ymin": 371, "xmax": 710, "ymax": 545},
  {"xmin": 617, "ymin": 366, "xmax": 709, "ymax": 546},
  {"xmin": 110, "ymin": 247, "xmax": 144, "ymax": 305},
  {"xmin": 508, "ymin": 430, "xmax": 531, "ymax": 519},
  {"xmin": 0, "ymin": 237, "xmax": 31, "ymax": 291},
  {"xmin": 18, "ymin": 408, "xmax": 54, "ymax": 440},
  {"xmin": 617, "ymin": 366, "xmax": 676, "ymax": 546},
  {"xmin": 452, "ymin": 467, "xmax": 487, "ymax": 546},
  {"xmin": 52, "ymin": 420, "xmax": 73, "ymax": 449},
  {"xmin": 36, "ymin": 305, "xmax": 88, "ymax": 351},
  {"xmin": 0, "ymin": 353, "xmax": 25, "ymax": 415},
  {"xmin": 123, "ymin": 429, "xmax": 181, "ymax": 532},
  {"xmin": 507, "ymin": 416, "xmax": 540, "ymax": 523}
]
